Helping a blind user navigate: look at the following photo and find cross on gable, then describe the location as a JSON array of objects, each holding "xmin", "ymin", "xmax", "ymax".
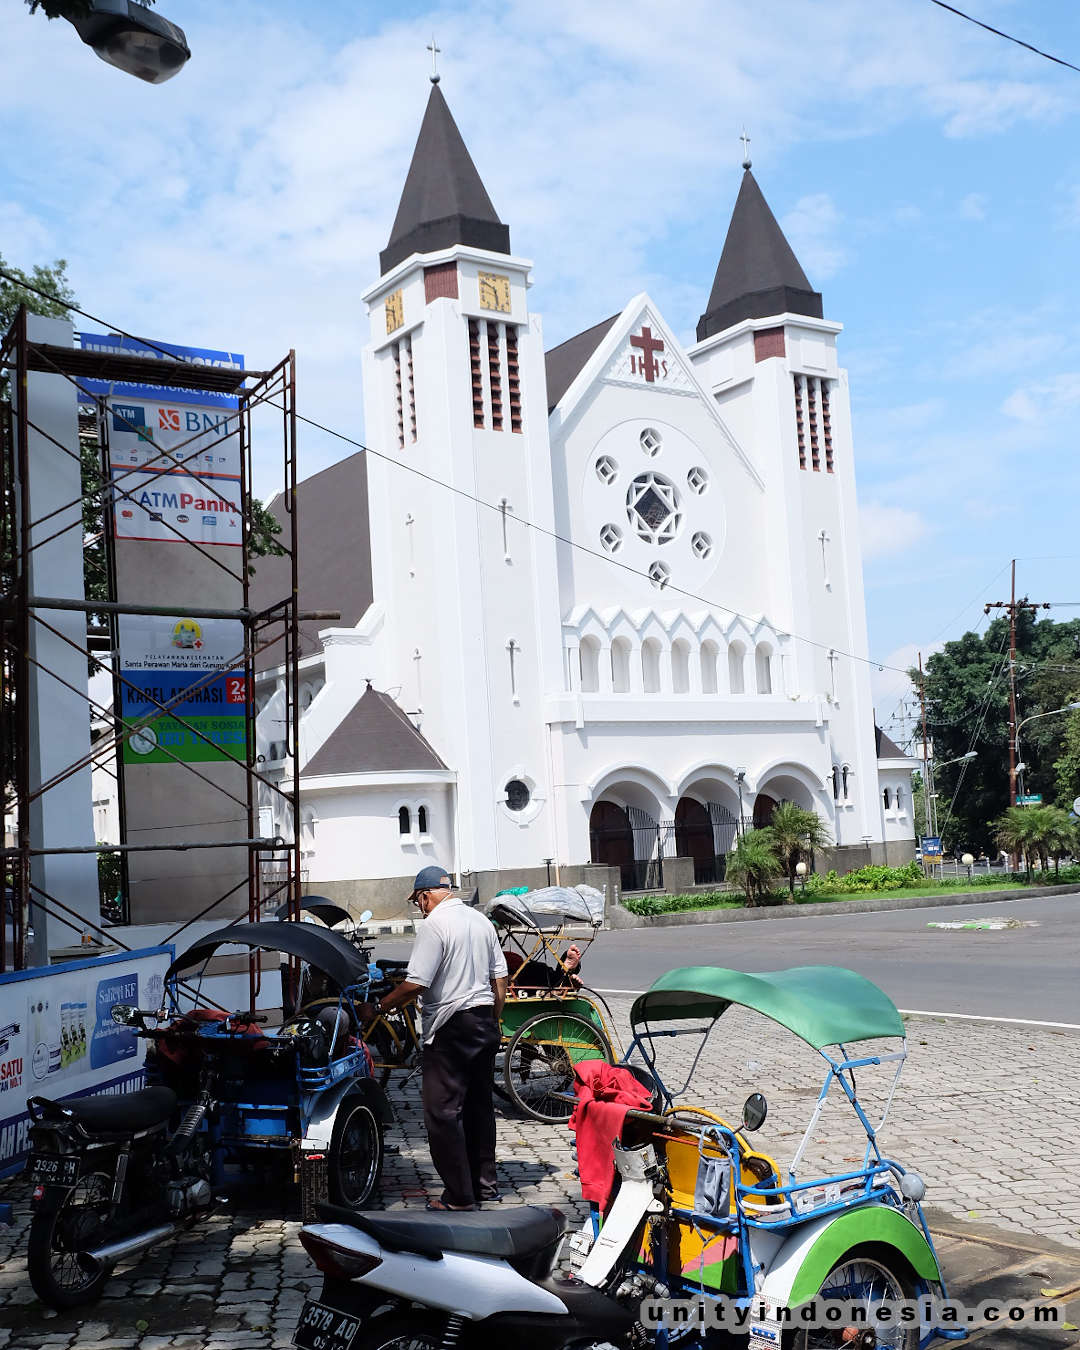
[{"xmin": 629, "ymin": 325, "xmax": 665, "ymax": 382}]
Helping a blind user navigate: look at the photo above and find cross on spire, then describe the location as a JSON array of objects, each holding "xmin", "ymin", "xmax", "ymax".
[
  {"xmin": 427, "ymin": 35, "xmax": 441, "ymax": 84},
  {"xmin": 740, "ymin": 126, "xmax": 752, "ymax": 170}
]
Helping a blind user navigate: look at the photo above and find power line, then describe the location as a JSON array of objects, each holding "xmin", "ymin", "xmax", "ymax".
[
  {"xmin": 929, "ymin": 0, "xmax": 1080, "ymax": 75},
  {"xmin": 0, "ymin": 266, "xmax": 919, "ymax": 681}
]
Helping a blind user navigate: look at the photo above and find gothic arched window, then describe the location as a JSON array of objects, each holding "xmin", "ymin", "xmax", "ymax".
[{"xmin": 398, "ymin": 806, "xmax": 411, "ymax": 835}]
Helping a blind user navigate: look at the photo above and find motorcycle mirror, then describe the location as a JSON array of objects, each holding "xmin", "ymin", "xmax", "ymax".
[
  {"xmin": 742, "ymin": 1092, "xmax": 768, "ymax": 1132},
  {"xmin": 110, "ymin": 1004, "xmax": 138, "ymax": 1026},
  {"xmin": 358, "ymin": 909, "xmax": 373, "ymax": 927}
]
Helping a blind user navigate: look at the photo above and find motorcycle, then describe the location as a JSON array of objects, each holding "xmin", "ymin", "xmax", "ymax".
[{"xmin": 292, "ymin": 963, "xmax": 961, "ymax": 1350}]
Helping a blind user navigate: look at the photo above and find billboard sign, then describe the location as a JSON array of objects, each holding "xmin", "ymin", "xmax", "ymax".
[
  {"xmin": 111, "ymin": 469, "xmax": 243, "ymax": 546},
  {"xmin": 107, "ymin": 398, "xmax": 240, "ymax": 478},
  {"xmin": 118, "ymin": 615, "xmax": 247, "ymax": 765},
  {"xmin": 75, "ymin": 332, "xmax": 244, "ymax": 409},
  {"xmin": 0, "ymin": 946, "xmax": 173, "ymax": 1178},
  {"xmin": 920, "ymin": 835, "xmax": 943, "ymax": 861}
]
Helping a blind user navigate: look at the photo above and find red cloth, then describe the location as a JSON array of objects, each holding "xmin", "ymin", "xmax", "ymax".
[{"xmin": 569, "ymin": 1060, "xmax": 653, "ymax": 1210}]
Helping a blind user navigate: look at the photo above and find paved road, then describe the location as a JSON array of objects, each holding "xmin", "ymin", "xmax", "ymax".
[{"xmin": 379, "ymin": 891, "xmax": 1080, "ymax": 1026}]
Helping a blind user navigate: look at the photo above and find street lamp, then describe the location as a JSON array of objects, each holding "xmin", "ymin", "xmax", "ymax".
[
  {"xmin": 1015, "ymin": 702, "xmax": 1080, "ymax": 802},
  {"xmin": 926, "ymin": 750, "xmax": 977, "ymax": 839},
  {"xmin": 735, "ymin": 768, "xmax": 747, "ymax": 837},
  {"xmin": 795, "ymin": 860, "xmax": 807, "ymax": 893},
  {"xmin": 65, "ymin": 0, "xmax": 190, "ymax": 83}
]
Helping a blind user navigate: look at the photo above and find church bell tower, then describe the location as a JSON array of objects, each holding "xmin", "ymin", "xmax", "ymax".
[{"xmin": 359, "ymin": 75, "xmax": 561, "ymax": 876}]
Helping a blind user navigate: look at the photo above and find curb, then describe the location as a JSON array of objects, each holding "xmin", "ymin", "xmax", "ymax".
[{"xmin": 605, "ymin": 882, "xmax": 1079, "ymax": 929}]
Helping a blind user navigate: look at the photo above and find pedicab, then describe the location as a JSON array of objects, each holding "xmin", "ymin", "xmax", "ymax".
[
  {"xmin": 567, "ymin": 965, "xmax": 961, "ymax": 1348},
  {"xmin": 144, "ymin": 920, "xmax": 392, "ymax": 1213},
  {"xmin": 488, "ymin": 886, "xmax": 619, "ymax": 1123}
]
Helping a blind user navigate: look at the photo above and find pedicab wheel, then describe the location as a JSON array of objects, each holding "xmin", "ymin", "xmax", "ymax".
[
  {"xmin": 328, "ymin": 1099, "xmax": 384, "ymax": 1207},
  {"xmin": 785, "ymin": 1254, "xmax": 917, "ymax": 1349},
  {"xmin": 350, "ymin": 1311, "xmax": 444, "ymax": 1349},
  {"xmin": 27, "ymin": 1172, "xmax": 114, "ymax": 1310},
  {"xmin": 503, "ymin": 1010, "xmax": 613, "ymax": 1123},
  {"xmin": 364, "ymin": 1019, "xmax": 401, "ymax": 1090}
]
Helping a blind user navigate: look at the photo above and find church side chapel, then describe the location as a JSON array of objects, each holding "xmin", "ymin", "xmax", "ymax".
[{"xmin": 252, "ymin": 75, "xmax": 916, "ymax": 915}]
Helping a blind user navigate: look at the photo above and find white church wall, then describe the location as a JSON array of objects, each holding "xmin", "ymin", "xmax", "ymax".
[{"xmin": 302, "ymin": 778, "xmax": 455, "ymax": 885}]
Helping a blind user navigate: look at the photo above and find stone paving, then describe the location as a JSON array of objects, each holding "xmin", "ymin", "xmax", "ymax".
[{"xmin": 0, "ymin": 1003, "xmax": 1076, "ymax": 1348}]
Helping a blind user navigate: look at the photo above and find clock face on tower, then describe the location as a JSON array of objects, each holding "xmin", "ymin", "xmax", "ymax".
[
  {"xmin": 385, "ymin": 289, "xmax": 404, "ymax": 335},
  {"xmin": 478, "ymin": 271, "xmax": 512, "ymax": 313}
]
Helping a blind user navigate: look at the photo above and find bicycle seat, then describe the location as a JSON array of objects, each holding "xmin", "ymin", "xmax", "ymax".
[
  {"xmin": 316, "ymin": 1203, "xmax": 566, "ymax": 1261},
  {"xmin": 30, "ymin": 1086, "xmax": 177, "ymax": 1133}
]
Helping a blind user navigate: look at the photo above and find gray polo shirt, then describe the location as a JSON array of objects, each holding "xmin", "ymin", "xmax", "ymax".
[{"xmin": 406, "ymin": 897, "xmax": 508, "ymax": 1043}]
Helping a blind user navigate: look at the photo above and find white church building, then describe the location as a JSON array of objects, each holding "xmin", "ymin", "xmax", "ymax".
[{"xmin": 251, "ymin": 81, "xmax": 916, "ymax": 915}]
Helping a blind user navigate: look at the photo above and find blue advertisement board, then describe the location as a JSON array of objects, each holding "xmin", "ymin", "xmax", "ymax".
[{"xmin": 75, "ymin": 331, "xmax": 245, "ymax": 409}]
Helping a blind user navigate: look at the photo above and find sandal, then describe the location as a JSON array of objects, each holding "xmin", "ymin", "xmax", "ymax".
[{"xmin": 426, "ymin": 1198, "xmax": 475, "ymax": 1212}]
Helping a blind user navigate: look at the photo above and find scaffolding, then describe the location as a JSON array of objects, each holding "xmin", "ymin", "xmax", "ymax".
[{"xmin": 0, "ymin": 308, "xmax": 324, "ymax": 1004}]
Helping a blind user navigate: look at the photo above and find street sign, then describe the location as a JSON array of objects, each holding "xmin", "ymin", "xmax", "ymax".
[
  {"xmin": 1017, "ymin": 794, "xmax": 1042, "ymax": 806},
  {"xmin": 921, "ymin": 835, "xmax": 943, "ymax": 861}
]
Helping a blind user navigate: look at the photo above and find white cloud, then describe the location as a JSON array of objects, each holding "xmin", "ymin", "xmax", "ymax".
[
  {"xmin": 780, "ymin": 194, "xmax": 848, "ymax": 281},
  {"xmin": 959, "ymin": 192, "xmax": 988, "ymax": 221},
  {"xmin": 1002, "ymin": 373, "xmax": 1080, "ymax": 422},
  {"xmin": 859, "ymin": 502, "xmax": 931, "ymax": 562}
]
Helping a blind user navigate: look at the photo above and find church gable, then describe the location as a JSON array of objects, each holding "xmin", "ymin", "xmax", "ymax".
[{"xmin": 548, "ymin": 295, "xmax": 764, "ymax": 491}]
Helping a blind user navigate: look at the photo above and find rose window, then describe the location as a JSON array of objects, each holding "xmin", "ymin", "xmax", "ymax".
[
  {"xmin": 687, "ymin": 465, "xmax": 709, "ymax": 495},
  {"xmin": 648, "ymin": 561, "xmax": 671, "ymax": 589},
  {"xmin": 626, "ymin": 472, "xmax": 682, "ymax": 544},
  {"xmin": 599, "ymin": 522, "xmax": 623, "ymax": 554},
  {"xmin": 595, "ymin": 455, "xmax": 619, "ymax": 485}
]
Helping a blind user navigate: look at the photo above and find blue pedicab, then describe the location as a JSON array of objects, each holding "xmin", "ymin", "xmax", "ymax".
[
  {"xmin": 149, "ymin": 921, "xmax": 392, "ymax": 1213},
  {"xmin": 570, "ymin": 965, "xmax": 961, "ymax": 1349}
]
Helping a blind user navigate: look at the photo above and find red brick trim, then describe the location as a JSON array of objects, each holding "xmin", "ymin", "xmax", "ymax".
[
  {"xmin": 754, "ymin": 326, "xmax": 786, "ymax": 362},
  {"xmin": 424, "ymin": 262, "xmax": 459, "ymax": 302}
]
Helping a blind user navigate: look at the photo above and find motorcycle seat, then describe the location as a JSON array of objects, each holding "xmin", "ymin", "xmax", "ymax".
[
  {"xmin": 33, "ymin": 1086, "xmax": 177, "ymax": 1133},
  {"xmin": 317, "ymin": 1203, "xmax": 566, "ymax": 1261}
]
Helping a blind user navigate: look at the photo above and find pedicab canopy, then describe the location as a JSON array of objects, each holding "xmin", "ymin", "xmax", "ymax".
[
  {"xmin": 484, "ymin": 884, "xmax": 604, "ymax": 929},
  {"xmin": 273, "ymin": 896, "xmax": 354, "ymax": 929},
  {"xmin": 630, "ymin": 966, "xmax": 905, "ymax": 1050},
  {"xmin": 165, "ymin": 920, "xmax": 370, "ymax": 991}
]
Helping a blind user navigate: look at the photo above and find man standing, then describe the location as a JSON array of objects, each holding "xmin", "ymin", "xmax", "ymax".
[{"xmin": 367, "ymin": 865, "xmax": 507, "ymax": 1210}]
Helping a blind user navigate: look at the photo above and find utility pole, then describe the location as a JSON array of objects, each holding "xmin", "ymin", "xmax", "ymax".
[
  {"xmin": 918, "ymin": 651, "xmax": 932, "ymax": 838},
  {"xmin": 984, "ymin": 559, "xmax": 1050, "ymax": 806}
]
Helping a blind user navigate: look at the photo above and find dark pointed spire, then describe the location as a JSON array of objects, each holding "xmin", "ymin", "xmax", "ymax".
[
  {"xmin": 379, "ymin": 84, "xmax": 511, "ymax": 275},
  {"xmin": 696, "ymin": 169, "xmax": 822, "ymax": 342}
]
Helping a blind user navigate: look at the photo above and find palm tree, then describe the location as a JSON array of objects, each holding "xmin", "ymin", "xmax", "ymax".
[
  {"xmin": 1040, "ymin": 806, "xmax": 1075, "ymax": 876},
  {"xmin": 726, "ymin": 829, "xmax": 783, "ymax": 907},
  {"xmin": 768, "ymin": 801, "xmax": 833, "ymax": 901},
  {"xmin": 994, "ymin": 805, "xmax": 1041, "ymax": 879}
]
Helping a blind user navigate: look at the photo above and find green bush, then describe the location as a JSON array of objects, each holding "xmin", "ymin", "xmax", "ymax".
[{"xmin": 621, "ymin": 890, "xmax": 741, "ymax": 917}]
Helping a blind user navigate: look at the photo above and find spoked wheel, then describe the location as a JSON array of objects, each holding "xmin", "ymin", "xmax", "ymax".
[
  {"xmin": 328, "ymin": 1100, "xmax": 384, "ymax": 1207},
  {"xmin": 365, "ymin": 1019, "xmax": 405, "ymax": 1090},
  {"xmin": 27, "ymin": 1172, "xmax": 114, "ymax": 1310},
  {"xmin": 787, "ymin": 1255, "xmax": 917, "ymax": 1349},
  {"xmin": 503, "ymin": 1010, "xmax": 612, "ymax": 1123},
  {"xmin": 352, "ymin": 1312, "xmax": 444, "ymax": 1349}
]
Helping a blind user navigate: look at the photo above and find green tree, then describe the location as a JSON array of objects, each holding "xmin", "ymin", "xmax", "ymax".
[
  {"xmin": 768, "ymin": 801, "xmax": 832, "ymax": 901},
  {"xmin": 1053, "ymin": 707, "xmax": 1080, "ymax": 810},
  {"xmin": 725, "ymin": 829, "xmax": 782, "ymax": 907},
  {"xmin": 911, "ymin": 611, "xmax": 1080, "ymax": 852}
]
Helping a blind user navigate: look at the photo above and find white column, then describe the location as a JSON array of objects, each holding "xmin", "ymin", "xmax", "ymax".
[{"xmin": 20, "ymin": 316, "xmax": 100, "ymax": 958}]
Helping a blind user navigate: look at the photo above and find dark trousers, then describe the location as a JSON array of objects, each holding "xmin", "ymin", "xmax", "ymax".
[{"xmin": 422, "ymin": 1005, "xmax": 501, "ymax": 1207}]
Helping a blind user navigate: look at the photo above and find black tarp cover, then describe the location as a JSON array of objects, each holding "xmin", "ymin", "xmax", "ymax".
[{"xmin": 166, "ymin": 920, "xmax": 369, "ymax": 990}]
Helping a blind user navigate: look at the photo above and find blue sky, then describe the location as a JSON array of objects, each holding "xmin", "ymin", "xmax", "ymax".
[{"xmin": 7, "ymin": 0, "xmax": 1080, "ymax": 737}]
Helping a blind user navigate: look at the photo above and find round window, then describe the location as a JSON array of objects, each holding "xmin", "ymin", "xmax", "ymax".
[
  {"xmin": 505, "ymin": 779, "xmax": 531, "ymax": 812},
  {"xmin": 640, "ymin": 427, "xmax": 662, "ymax": 456},
  {"xmin": 626, "ymin": 472, "xmax": 682, "ymax": 544}
]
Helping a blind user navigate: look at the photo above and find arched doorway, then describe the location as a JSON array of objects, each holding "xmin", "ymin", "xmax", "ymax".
[
  {"xmin": 753, "ymin": 793, "xmax": 778, "ymax": 829},
  {"xmin": 675, "ymin": 797, "xmax": 718, "ymax": 884},
  {"xmin": 589, "ymin": 801, "xmax": 635, "ymax": 890}
]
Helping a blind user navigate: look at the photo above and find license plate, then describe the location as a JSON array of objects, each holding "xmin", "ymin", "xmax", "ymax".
[
  {"xmin": 28, "ymin": 1153, "xmax": 79, "ymax": 1186},
  {"xmin": 292, "ymin": 1300, "xmax": 361, "ymax": 1350}
]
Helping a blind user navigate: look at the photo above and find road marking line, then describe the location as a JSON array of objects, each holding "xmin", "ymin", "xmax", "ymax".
[
  {"xmin": 899, "ymin": 1009, "xmax": 1080, "ymax": 1030},
  {"xmin": 593, "ymin": 992, "xmax": 1080, "ymax": 1031}
]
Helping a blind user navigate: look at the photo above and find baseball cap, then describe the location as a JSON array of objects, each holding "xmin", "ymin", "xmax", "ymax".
[{"xmin": 408, "ymin": 864, "xmax": 453, "ymax": 900}]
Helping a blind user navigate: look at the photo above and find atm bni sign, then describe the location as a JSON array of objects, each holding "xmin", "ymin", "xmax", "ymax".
[{"xmin": 920, "ymin": 836, "xmax": 943, "ymax": 860}]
